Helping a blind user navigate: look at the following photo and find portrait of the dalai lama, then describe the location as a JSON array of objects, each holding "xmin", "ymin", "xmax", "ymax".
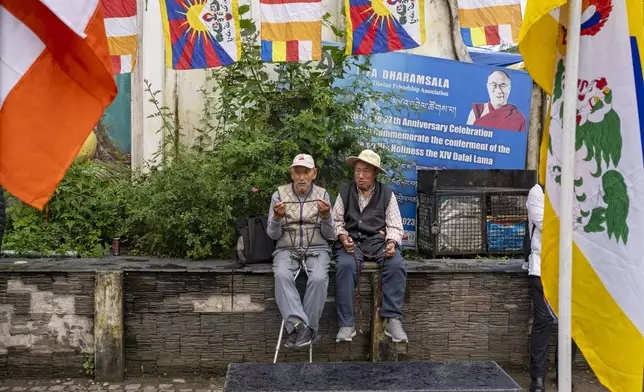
[{"xmin": 466, "ymin": 70, "xmax": 527, "ymax": 132}]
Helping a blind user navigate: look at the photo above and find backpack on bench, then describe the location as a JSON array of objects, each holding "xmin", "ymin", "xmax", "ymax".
[{"xmin": 235, "ymin": 215, "xmax": 275, "ymax": 265}]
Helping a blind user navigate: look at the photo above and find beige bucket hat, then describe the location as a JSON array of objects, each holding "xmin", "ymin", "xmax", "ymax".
[{"xmin": 346, "ymin": 149, "xmax": 387, "ymax": 174}]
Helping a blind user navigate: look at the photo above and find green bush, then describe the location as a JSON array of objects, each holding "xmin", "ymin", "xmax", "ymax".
[
  {"xmin": 121, "ymin": 17, "xmax": 404, "ymax": 259},
  {"xmin": 122, "ymin": 153, "xmax": 238, "ymax": 259},
  {"xmin": 3, "ymin": 161, "xmax": 129, "ymax": 257}
]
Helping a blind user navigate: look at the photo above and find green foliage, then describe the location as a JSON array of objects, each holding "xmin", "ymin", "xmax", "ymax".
[
  {"xmin": 500, "ymin": 45, "xmax": 519, "ymax": 54},
  {"xmin": 197, "ymin": 13, "xmax": 404, "ymax": 195},
  {"xmin": 3, "ymin": 10, "xmax": 405, "ymax": 260},
  {"xmin": 122, "ymin": 153, "xmax": 239, "ymax": 259},
  {"xmin": 145, "ymin": 80, "xmax": 184, "ymax": 165},
  {"xmin": 3, "ymin": 161, "xmax": 129, "ymax": 257},
  {"xmin": 83, "ymin": 354, "xmax": 94, "ymax": 377},
  {"xmin": 122, "ymin": 14, "xmax": 404, "ymax": 258}
]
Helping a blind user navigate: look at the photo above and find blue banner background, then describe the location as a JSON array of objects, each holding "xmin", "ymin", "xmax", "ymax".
[{"xmin": 338, "ymin": 51, "xmax": 533, "ymax": 247}]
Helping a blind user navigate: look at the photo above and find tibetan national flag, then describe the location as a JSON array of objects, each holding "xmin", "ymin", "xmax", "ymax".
[
  {"xmin": 0, "ymin": 0, "xmax": 117, "ymax": 209},
  {"xmin": 519, "ymin": 0, "xmax": 644, "ymax": 391},
  {"xmin": 459, "ymin": 0, "xmax": 523, "ymax": 48},
  {"xmin": 160, "ymin": 0, "xmax": 241, "ymax": 69},
  {"xmin": 345, "ymin": 0, "xmax": 425, "ymax": 55},
  {"xmin": 102, "ymin": 0, "xmax": 138, "ymax": 74},
  {"xmin": 260, "ymin": 0, "xmax": 322, "ymax": 62}
]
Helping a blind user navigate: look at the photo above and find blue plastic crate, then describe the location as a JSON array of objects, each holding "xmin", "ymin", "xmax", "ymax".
[{"xmin": 487, "ymin": 219, "xmax": 526, "ymax": 252}]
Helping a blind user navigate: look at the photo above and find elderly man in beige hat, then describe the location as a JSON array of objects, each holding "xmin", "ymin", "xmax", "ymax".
[
  {"xmin": 267, "ymin": 154, "xmax": 335, "ymax": 350},
  {"xmin": 332, "ymin": 149, "xmax": 408, "ymax": 343}
]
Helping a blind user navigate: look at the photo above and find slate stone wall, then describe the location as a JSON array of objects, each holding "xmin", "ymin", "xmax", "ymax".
[
  {"xmin": 0, "ymin": 273, "xmax": 95, "ymax": 378},
  {"xmin": 122, "ymin": 270, "xmax": 536, "ymax": 376},
  {"xmin": 0, "ymin": 261, "xmax": 576, "ymax": 378},
  {"xmin": 123, "ymin": 272, "xmax": 372, "ymax": 376}
]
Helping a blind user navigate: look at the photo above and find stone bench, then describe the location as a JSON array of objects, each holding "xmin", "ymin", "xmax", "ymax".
[
  {"xmin": 0, "ymin": 256, "xmax": 532, "ymax": 381},
  {"xmin": 222, "ymin": 361, "xmax": 522, "ymax": 392}
]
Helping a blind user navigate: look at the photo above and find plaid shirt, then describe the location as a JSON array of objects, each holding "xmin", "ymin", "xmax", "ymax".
[{"xmin": 332, "ymin": 184, "xmax": 404, "ymax": 245}]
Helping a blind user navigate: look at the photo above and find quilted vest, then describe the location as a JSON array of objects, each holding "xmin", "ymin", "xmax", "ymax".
[
  {"xmin": 275, "ymin": 184, "xmax": 328, "ymax": 250},
  {"xmin": 339, "ymin": 181, "xmax": 392, "ymax": 256}
]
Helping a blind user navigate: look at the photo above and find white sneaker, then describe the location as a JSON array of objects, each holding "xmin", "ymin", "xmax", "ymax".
[
  {"xmin": 335, "ymin": 327, "xmax": 356, "ymax": 342},
  {"xmin": 384, "ymin": 318, "xmax": 408, "ymax": 343}
]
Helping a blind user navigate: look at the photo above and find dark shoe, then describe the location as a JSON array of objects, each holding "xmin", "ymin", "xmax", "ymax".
[
  {"xmin": 529, "ymin": 377, "xmax": 545, "ymax": 392},
  {"xmin": 284, "ymin": 329, "xmax": 298, "ymax": 349},
  {"xmin": 295, "ymin": 325, "xmax": 314, "ymax": 349}
]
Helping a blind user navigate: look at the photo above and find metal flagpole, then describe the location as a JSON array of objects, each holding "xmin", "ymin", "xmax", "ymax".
[{"xmin": 559, "ymin": 0, "xmax": 582, "ymax": 390}]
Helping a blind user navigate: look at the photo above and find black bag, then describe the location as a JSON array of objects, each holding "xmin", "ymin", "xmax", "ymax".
[
  {"xmin": 235, "ymin": 215, "xmax": 275, "ymax": 265},
  {"xmin": 523, "ymin": 221, "xmax": 534, "ymax": 264}
]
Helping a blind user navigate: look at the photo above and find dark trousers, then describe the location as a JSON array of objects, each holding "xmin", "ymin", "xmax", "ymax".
[
  {"xmin": 530, "ymin": 275, "xmax": 579, "ymax": 379},
  {"xmin": 334, "ymin": 247, "xmax": 407, "ymax": 327}
]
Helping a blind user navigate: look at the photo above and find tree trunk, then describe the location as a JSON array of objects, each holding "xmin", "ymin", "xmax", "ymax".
[{"xmin": 408, "ymin": 0, "xmax": 471, "ymax": 62}]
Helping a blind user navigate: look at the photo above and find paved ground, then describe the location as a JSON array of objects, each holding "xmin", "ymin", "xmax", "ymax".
[
  {"xmin": 506, "ymin": 367, "xmax": 608, "ymax": 391},
  {"xmin": 0, "ymin": 368, "xmax": 609, "ymax": 391},
  {"xmin": 0, "ymin": 378, "xmax": 225, "ymax": 392}
]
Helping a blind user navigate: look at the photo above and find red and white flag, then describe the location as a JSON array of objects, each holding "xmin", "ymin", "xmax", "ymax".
[{"xmin": 0, "ymin": 0, "xmax": 117, "ymax": 209}]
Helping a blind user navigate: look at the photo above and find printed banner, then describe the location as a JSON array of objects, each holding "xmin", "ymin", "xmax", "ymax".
[{"xmin": 340, "ymin": 51, "xmax": 532, "ymax": 246}]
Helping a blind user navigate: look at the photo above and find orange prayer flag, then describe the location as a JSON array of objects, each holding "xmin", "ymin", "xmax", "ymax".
[{"xmin": 0, "ymin": 0, "xmax": 117, "ymax": 209}]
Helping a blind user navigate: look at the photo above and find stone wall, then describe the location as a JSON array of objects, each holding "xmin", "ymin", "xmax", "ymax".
[
  {"xmin": 123, "ymin": 272, "xmax": 373, "ymax": 377},
  {"xmin": 0, "ymin": 273, "xmax": 95, "ymax": 378},
  {"xmin": 0, "ymin": 258, "xmax": 568, "ymax": 379},
  {"xmin": 121, "ymin": 269, "xmax": 533, "ymax": 376}
]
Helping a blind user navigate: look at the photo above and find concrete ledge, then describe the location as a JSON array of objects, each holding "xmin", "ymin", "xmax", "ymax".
[{"xmin": 0, "ymin": 256, "xmax": 526, "ymax": 274}]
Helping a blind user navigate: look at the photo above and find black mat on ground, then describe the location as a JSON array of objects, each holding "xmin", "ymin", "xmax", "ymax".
[{"xmin": 223, "ymin": 361, "xmax": 522, "ymax": 392}]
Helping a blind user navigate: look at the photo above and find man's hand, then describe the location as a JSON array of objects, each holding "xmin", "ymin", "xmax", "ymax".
[
  {"xmin": 339, "ymin": 234, "xmax": 355, "ymax": 253},
  {"xmin": 385, "ymin": 240, "xmax": 396, "ymax": 258},
  {"xmin": 273, "ymin": 201, "xmax": 286, "ymax": 221},
  {"xmin": 317, "ymin": 199, "xmax": 331, "ymax": 220}
]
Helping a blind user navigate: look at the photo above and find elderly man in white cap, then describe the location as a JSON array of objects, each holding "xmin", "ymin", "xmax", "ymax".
[
  {"xmin": 332, "ymin": 149, "xmax": 408, "ymax": 343},
  {"xmin": 267, "ymin": 153, "xmax": 335, "ymax": 349}
]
